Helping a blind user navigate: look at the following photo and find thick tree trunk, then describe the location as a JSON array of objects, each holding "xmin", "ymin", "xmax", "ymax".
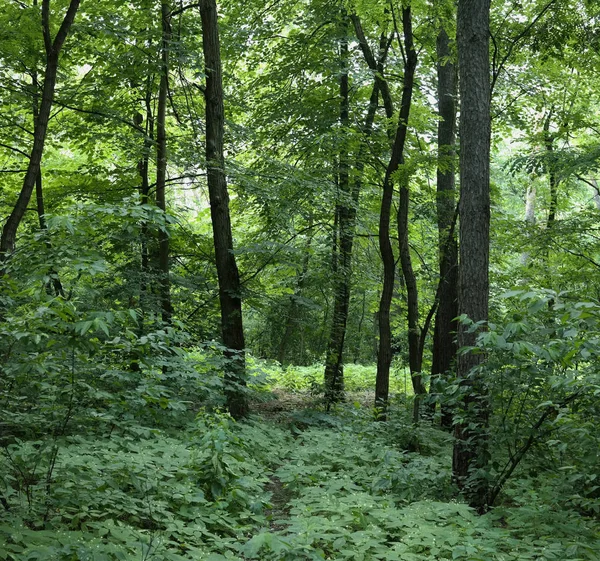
[
  {"xmin": 453, "ymin": 0, "xmax": 492, "ymax": 513},
  {"xmin": 200, "ymin": 0, "xmax": 248, "ymax": 419},
  {"xmin": 375, "ymin": 7, "xmax": 417, "ymax": 416},
  {"xmin": 431, "ymin": 26, "xmax": 458, "ymax": 428},
  {"xmin": 0, "ymin": 0, "xmax": 80, "ymax": 261},
  {"xmin": 156, "ymin": 1, "xmax": 173, "ymax": 324}
]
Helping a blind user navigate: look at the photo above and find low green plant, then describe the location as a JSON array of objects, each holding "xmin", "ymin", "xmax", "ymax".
[{"xmin": 255, "ymin": 360, "xmax": 412, "ymax": 394}]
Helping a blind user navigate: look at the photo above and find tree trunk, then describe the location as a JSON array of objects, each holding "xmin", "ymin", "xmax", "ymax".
[
  {"xmin": 519, "ymin": 184, "xmax": 536, "ymax": 265},
  {"xmin": 139, "ymin": 84, "xmax": 154, "ymax": 296},
  {"xmin": 200, "ymin": 0, "xmax": 248, "ymax": 419},
  {"xmin": 543, "ymin": 113, "xmax": 558, "ymax": 231},
  {"xmin": 395, "ymin": 11, "xmax": 426, "ymax": 424},
  {"xmin": 324, "ymin": 18, "xmax": 351, "ymax": 404},
  {"xmin": 375, "ymin": 6, "xmax": 417, "ymax": 417},
  {"xmin": 156, "ymin": 1, "xmax": 173, "ymax": 324},
  {"xmin": 0, "ymin": 0, "xmax": 80, "ymax": 261},
  {"xmin": 453, "ymin": 0, "xmax": 492, "ymax": 513},
  {"xmin": 397, "ymin": 177, "xmax": 426, "ymax": 422},
  {"xmin": 32, "ymin": 64, "xmax": 63, "ymax": 298},
  {"xmin": 431, "ymin": 25, "xmax": 458, "ymax": 428},
  {"xmin": 591, "ymin": 178, "xmax": 600, "ymax": 210}
]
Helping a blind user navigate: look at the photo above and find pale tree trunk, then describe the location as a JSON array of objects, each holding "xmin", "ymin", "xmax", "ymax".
[
  {"xmin": 374, "ymin": 7, "xmax": 417, "ymax": 417},
  {"xmin": 591, "ymin": 178, "xmax": 600, "ymax": 210},
  {"xmin": 520, "ymin": 184, "xmax": 536, "ymax": 265},
  {"xmin": 431, "ymin": 25, "xmax": 458, "ymax": 428},
  {"xmin": 453, "ymin": 0, "xmax": 492, "ymax": 513},
  {"xmin": 200, "ymin": 0, "xmax": 248, "ymax": 419},
  {"xmin": 156, "ymin": 0, "xmax": 173, "ymax": 324},
  {"xmin": 0, "ymin": 0, "xmax": 80, "ymax": 261}
]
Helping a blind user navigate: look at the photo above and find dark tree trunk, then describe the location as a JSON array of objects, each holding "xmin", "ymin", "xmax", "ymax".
[
  {"xmin": 324, "ymin": 18, "xmax": 386, "ymax": 405},
  {"xmin": 324, "ymin": 19, "xmax": 351, "ymax": 404},
  {"xmin": 0, "ymin": 0, "xmax": 80, "ymax": 261},
  {"xmin": 375, "ymin": 7, "xmax": 417, "ymax": 416},
  {"xmin": 397, "ymin": 177, "xmax": 426, "ymax": 422},
  {"xmin": 139, "ymin": 86, "xmax": 154, "ymax": 294},
  {"xmin": 453, "ymin": 0, "xmax": 492, "ymax": 513},
  {"xmin": 200, "ymin": 0, "xmax": 248, "ymax": 419},
  {"xmin": 431, "ymin": 26, "xmax": 458, "ymax": 428},
  {"xmin": 156, "ymin": 1, "xmax": 173, "ymax": 324},
  {"xmin": 395, "ymin": 10, "xmax": 427, "ymax": 424},
  {"xmin": 543, "ymin": 112, "xmax": 558, "ymax": 230}
]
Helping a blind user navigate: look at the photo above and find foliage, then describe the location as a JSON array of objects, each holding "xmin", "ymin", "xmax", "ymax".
[
  {"xmin": 252, "ymin": 359, "xmax": 412, "ymax": 395},
  {"xmin": 1, "ymin": 0, "xmax": 600, "ymax": 559}
]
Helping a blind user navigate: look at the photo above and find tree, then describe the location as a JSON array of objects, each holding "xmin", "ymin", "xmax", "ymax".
[
  {"xmin": 375, "ymin": 5, "xmax": 417, "ymax": 415},
  {"xmin": 431, "ymin": 22, "xmax": 458, "ymax": 428},
  {"xmin": 200, "ymin": 0, "xmax": 248, "ymax": 419},
  {"xmin": 452, "ymin": 0, "xmax": 492, "ymax": 512},
  {"xmin": 156, "ymin": 0, "xmax": 173, "ymax": 324},
  {"xmin": 0, "ymin": 0, "xmax": 80, "ymax": 262}
]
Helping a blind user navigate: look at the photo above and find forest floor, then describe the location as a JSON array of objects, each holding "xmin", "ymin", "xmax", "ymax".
[{"xmin": 1, "ymin": 389, "xmax": 599, "ymax": 560}]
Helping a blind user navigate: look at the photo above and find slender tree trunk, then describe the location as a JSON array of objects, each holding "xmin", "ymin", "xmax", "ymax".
[
  {"xmin": 200, "ymin": 0, "xmax": 248, "ymax": 419},
  {"xmin": 375, "ymin": 7, "xmax": 417, "ymax": 416},
  {"xmin": 324, "ymin": 19, "xmax": 386, "ymax": 405},
  {"xmin": 543, "ymin": 113, "xmax": 558, "ymax": 231},
  {"xmin": 397, "ymin": 176, "xmax": 426, "ymax": 422},
  {"xmin": 140, "ymin": 76, "xmax": 155, "ymax": 295},
  {"xmin": 156, "ymin": 1, "xmax": 173, "ymax": 324},
  {"xmin": 0, "ymin": 0, "xmax": 80, "ymax": 261},
  {"xmin": 32, "ymin": 28, "xmax": 64, "ymax": 299},
  {"xmin": 431, "ymin": 25, "xmax": 458, "ymax": 428},
  {"xmin": 453, "ymin": 0, "xmax": 492, "ymax": 513},
  {"xmin": 324, "ymin": 18, "xmax": 351, "ymax": 404}
]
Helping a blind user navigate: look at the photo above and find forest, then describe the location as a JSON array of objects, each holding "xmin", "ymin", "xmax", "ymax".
[{"xmin": 1, "ymin": 0, "xmax": 599, "ymax": 559}]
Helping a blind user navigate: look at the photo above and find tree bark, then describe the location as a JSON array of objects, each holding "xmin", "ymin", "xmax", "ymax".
[
  {"xmin": 139, "ymin": 83, "xmax": 155, "ymax": 295},
  {"xmin": 0, "ymin": 0, "xmax": 80, "ymax": 261},
  {"xmin": 453, "ymin": 0, "xmax": 492, "ymax": 513},
  {"xmin": 431, "ymin": 25, "xmax": 458, "ymax": 428},
  {"xmin": 156, "ymin": 1, "xmax": 173, "ymax": 324},
  {"xmin": 324, "ymin": 17, "xmax": 351, "ymax": 404},
  {"xmin": 397, "ymin": 178, "xmax": 426, "ymax": 422},
  {"xmin": 200, "ymin": 0, "xmax": 248, "ymax": 419},
  {"xmin": 519, "ymin": 184, "xmax": 536, "ymax": 265},
  {"xmin": 543, "ymin": 112, "xmax": 558, "ymax": 231},
  {"xmin": 375, "ymin": 6, "xmax": 417, "ymax": 417}
]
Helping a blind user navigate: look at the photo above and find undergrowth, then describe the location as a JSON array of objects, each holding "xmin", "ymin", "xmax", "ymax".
[
  {"xmin": 248, "ymin": 358, "xmax": 413, "ymax": 395},
  {"xmin": 2, "ymin": 398, "xmax": 599, "ymax": 560}
]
